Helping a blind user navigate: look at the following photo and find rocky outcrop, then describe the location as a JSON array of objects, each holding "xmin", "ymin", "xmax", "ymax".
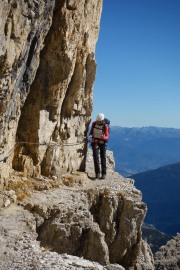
[
  {"xmin": 26, "ymin": 178, "xmax": 143, "ymax": 267},
  {"xmin": 0, "ymin": 0, "xmax": 102, "ymax": 184},
  {"xmin": 0, "ymin": 150, "xmax": 154, "ymax": 269},
  {"xmin": 154, "ymin": 234, "xmax": 180, "ymax": 269},
  {"xmin": 0, "ymin": 204, "xmax": 107, "ymax": 270}
]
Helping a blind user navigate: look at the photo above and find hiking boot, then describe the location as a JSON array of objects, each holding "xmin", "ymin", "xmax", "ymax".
[
  {"xmin": 101, "ymin": 174, "xmax": 106, "ymax": 179},
  {"xmin": 95, "ymin": 173, "xmax": 101, "ymax": 179}
]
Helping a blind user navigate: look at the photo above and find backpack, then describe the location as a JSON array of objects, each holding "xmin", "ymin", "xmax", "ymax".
[
  {"xmin": 90, "ymin": 118, "xmax": 110, "ymax": 146},
  {"xmin": 104, "ymin": 118, "xmax": 110, "ymax": 134},
  {"xmin": 91, "ymin": 118, "xmax": 110, "ymax": 138}
]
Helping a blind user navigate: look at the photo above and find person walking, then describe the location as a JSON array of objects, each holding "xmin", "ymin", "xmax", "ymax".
[{"xmin": 88, "ymin": 113, "xmax": 109, "ymax": 179}]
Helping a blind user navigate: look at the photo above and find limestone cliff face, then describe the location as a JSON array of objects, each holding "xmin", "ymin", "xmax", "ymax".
[{"xmin": 0, "ymin": 0, "xmax": 102, "ymax": 182}]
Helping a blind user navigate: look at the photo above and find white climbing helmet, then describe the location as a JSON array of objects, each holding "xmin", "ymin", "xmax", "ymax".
[{"xmin": 96, "ymin": 113, "xmax": 104, "ymax": 121}]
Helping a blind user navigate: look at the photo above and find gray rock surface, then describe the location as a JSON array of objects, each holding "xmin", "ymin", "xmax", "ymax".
[{"xmin": 0, "ymin": 204, "xmax": 107, "ymax": 270}]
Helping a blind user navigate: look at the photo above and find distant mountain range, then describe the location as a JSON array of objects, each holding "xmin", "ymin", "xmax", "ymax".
[
  {"xmin": 108, "ymin": 126, "xmax": 180, "ymax": 176},
  {"xmin": 142, "ymin": 224, "xmax": 171, "ymax": 253},
  {"xmin": 131, "ymin": 162, "xmax": 180, "ymax": 236}
]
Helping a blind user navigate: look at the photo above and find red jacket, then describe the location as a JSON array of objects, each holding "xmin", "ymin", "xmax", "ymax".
[{"xmin": 89, "ymin": 121, "xmax": 109, "ymax": 141}]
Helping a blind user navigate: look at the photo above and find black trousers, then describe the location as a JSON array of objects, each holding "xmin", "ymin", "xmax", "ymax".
[{"xmin": 92, "ymin": 143, "xmax": 107, "ymax": 175}]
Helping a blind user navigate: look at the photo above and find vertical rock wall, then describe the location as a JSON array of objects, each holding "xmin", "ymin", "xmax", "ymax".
[
  {"xmin": 0, "ymin": 0, "xmax": 55, "ymax": 184},
  {"xmin": 0, "ymin": 0, "xmax": 102, "ymax": 181}
]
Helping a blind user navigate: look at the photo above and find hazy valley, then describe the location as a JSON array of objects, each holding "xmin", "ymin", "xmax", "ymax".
[{"xmin": 108, "ymin": 126, "xmax": 180, "ymax": 176}]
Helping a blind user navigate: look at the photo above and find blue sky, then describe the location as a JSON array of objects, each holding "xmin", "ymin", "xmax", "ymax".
[{"xmin": 92, "ymin": 0, "xmax": 180, "ymax": 128}]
